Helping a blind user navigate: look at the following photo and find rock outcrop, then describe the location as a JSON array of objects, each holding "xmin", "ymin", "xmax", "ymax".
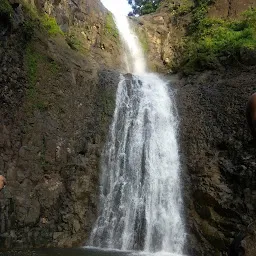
[
  {"xmin": 135, "ymin": 0, "xmax": 256, "ymax": 73},
  {"xmin": 0, "ymin": 0, "xmax": 121, "ymax": 248},
  {"xmin": 131, "ymin": 10, "xmax": 190, "ymax": 73},
  {"xmin": 174, "ymin": 65, "xmax": 256, "ymax": 255}
]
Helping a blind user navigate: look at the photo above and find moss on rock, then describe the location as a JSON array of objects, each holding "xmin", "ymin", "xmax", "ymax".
[
  {"xmin": 24, "ymin": 44, "xmax": 60, "ymax": 113},
  {"xmin": 41, "ymin": 14, "xmax": 64, "ymax": 36}
]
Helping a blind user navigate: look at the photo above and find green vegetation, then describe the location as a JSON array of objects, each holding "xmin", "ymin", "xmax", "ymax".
[
  {"xmin": 21, "ymin": 3, "xmax": 63, "ymax": 37},
  {"xmin": 22, "ymin": 1, "xmax": 38, "ymax": 20},
  {"xmin": 183, "ymin": 7, "xmax": 256, "ymax": 71},
  {"xmin": 25, "ymin": 46, "xmax": 60, "ymax": 87},
  {"xmin": 105, "ymin": 13, "xmax": 119, "ymax": 38},
  {"xmin": 168, "ymin": 0, "xmax": 194, "ymax": 16},
  {"xmin": 139, "ymin": 34, "xmax": 149, "ymax": 53},
  {"xmin": 128, "ymin": 0, "xmax": 162, "ymax": 15},
  {"xmin": 19, "ymin": 3, "xmax": 43, "ymax": 43},
  {"xmin": 49, "ymin": 59, "xmax": 60, "ymax": 74},
  {"xmin": 0, "ymin": 0, "xmax": 13, "ymax": 20},
  {"xmin": 41, "ymin": 14, "xmax": 64, "ymax": 36},
  {"xmin": 189, "ymin": 0, "xmax": 215, "ymax": 32},
  {"xmin": 176, "ymin": 1, "xmax": 193, "ymax": 15}
]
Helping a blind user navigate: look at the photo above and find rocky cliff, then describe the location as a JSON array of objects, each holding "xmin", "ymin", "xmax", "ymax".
[
  {"xmin": 1, "ymin": 0, "xmax": 256, "ymax": 254},
  {"xmin": 135, "ymin": 0, "xmax": 256, "ymax": 73},
  {"xmin": 0, "ymin": 0, "xmax": 122, "ymax": 248},
  {"xmin": 175, "ymin": 66, "xmax": 256, "ymax": 255}
]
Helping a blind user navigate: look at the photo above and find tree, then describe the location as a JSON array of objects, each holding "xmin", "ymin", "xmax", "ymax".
[{"xmin": 128, "ymin": 0, "xmax": 162, "ymax": 15}]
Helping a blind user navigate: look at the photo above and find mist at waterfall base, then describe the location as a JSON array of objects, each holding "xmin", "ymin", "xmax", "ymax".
[{"xmin": 87, "ymin": 0, "xmax": 186, "ymax": 255}]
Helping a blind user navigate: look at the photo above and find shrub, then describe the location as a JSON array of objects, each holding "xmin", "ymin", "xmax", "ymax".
[
  {"xmin": 183, "ymin": 8, "xmax": 256, "ymax": 70},
  {"xmin": 170, "ymin": 0, "xmax": 194, "ymax": 16}
]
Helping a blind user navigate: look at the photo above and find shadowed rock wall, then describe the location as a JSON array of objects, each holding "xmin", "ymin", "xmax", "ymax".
[{"xmin": 174, "ymin": 66, "xmax": 256, "ymax": 255}]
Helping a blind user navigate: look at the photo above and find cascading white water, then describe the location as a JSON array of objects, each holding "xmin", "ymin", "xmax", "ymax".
[
  {"xmin": 89, "ymin": 2, "xmax": 185, "ymax": 255},
  {"xmin": 112, "ymin": 13, "xmax": 146, "ymax": 74}
]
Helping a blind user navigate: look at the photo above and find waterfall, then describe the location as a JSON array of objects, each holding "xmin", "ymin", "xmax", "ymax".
[
  {"xmin": 89, "ymin": 2, "xmax": 185, "ymax": 255},
  {"xmin": 111, "ymin": 13, "xmax": 146, "ymax": 74}
]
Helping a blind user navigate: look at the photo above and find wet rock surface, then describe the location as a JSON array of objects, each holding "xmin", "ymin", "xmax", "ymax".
[{"xmin": 174, "ymin": 66, "xmax": 256, "ymax": 255}]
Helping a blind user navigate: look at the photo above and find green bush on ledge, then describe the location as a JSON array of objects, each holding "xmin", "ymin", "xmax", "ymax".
[{"xmin": 183, "ymin": 8, "xmax": 256, "ymax": 71}]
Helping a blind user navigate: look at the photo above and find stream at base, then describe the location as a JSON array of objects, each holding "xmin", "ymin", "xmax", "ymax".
[{"xmin": 0, "ymin": 247, "xmax": 184, "ymax": 256}]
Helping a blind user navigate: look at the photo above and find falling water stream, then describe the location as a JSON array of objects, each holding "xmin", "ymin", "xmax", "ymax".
[{"xmin": 89, "ymin": 3, "xmax": 185, "ymax": 256}]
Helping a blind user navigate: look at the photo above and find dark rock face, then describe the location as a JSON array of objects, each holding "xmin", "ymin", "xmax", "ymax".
[
  {"xmin": 0, "ymin": 6, "xmax": 120, "ymax": 247},
  {"xmin": 39, "ymin": 0, "xmax": 123, "ymax": 69},
  {"xmin": 174, "ymin": 66, "xmax": 256, "ymax": 255}
]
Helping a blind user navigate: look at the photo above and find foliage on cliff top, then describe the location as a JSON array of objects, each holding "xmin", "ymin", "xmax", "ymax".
[
  {"xmin": 128, "ymin": 0, "xmax": 162, "ymax": 15},
  {"xmin": 183, "ymin": 7, "xmax": 256, "ymax": 71},
  {"xmin": 128, "ymin": 0, "xmax": 213, "ymax": 16},
  {"xmin": 166, "ymin": 0, "xmax": 194, "ymax": 17}
]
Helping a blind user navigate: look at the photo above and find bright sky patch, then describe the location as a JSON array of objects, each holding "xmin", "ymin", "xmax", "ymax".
[{"xmin": 101, "ymin": 0, "xmax": 133, "ymax": 15}]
